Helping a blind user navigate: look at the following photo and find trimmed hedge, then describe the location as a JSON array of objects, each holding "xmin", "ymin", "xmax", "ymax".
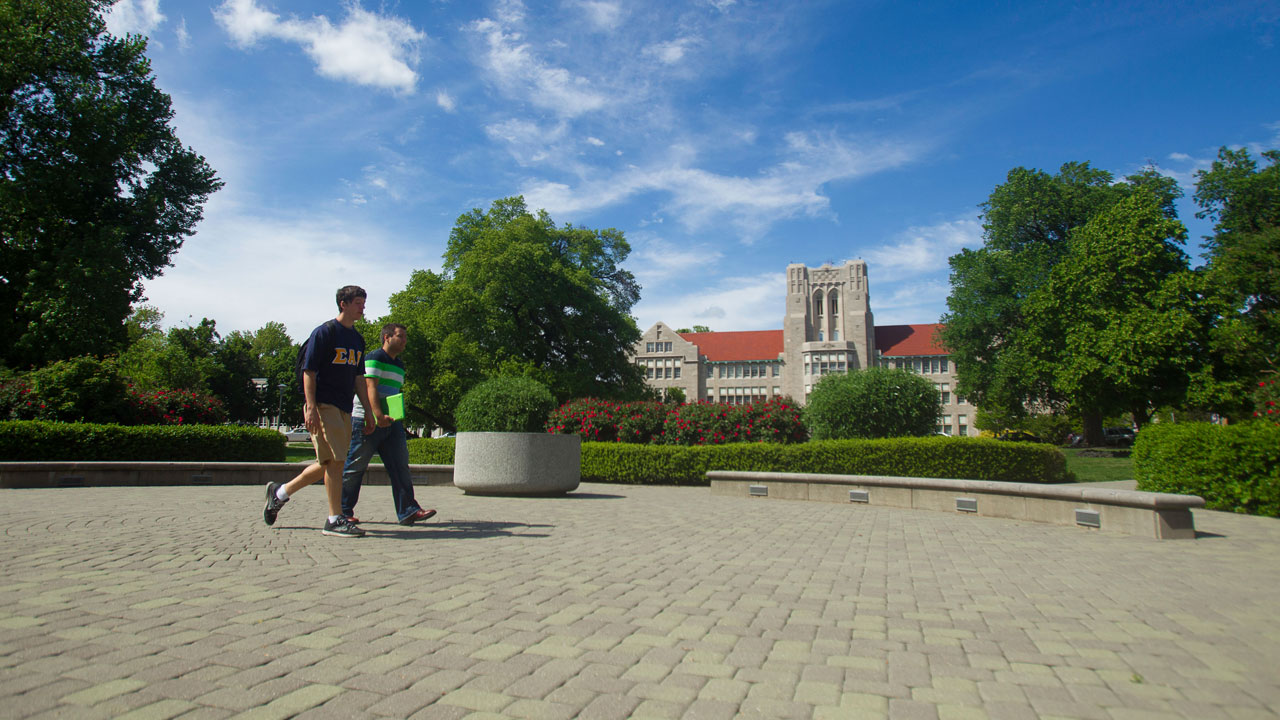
[
  {"xmin": 1134, "ymin": 421, "xmax": 1280, "ymax": 517},
  {"xmin": 0, "ymin": 421, "xmax": 285, "ymax": 462},
  {"xmin": 408, "ymin": 435, "xmax": 1070, "ymax": 485},
  {"xmin": 407, "ymin": 437, "xmax": 456, "ymax": 464}
]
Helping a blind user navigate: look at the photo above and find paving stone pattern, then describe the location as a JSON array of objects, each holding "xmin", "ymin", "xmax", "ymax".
[{"xmin": 2, "ymin": 483, "xmax": 1278, "ymax": 719}]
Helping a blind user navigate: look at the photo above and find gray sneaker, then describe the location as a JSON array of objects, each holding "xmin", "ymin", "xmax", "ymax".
[
  {"xmin": 322, "ymin": 516, "xmax": 365, "ymax": 538},
  {"xmin": 263, "ymin": 482, "xmax": 289, "ymax": 526}
]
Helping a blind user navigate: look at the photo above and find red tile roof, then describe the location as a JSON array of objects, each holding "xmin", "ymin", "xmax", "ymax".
[
  {"xmin": 677, "ymin": 330, "xmax": 783, "ymax": 361},
  {"xmin": 875, "ymin": 324, "xmax": 948, "ymax": 357},
  {"xmin": 675, "ymin": 323, "xmax": 950, "ymax": 361}
]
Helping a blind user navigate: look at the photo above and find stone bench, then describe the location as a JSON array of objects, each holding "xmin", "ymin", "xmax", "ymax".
[
  {"xmin": 708, "ymin": 470, "xmax": 1205, "ymax": 539},
  {"xmin": 0, "ymin": 462, "xmax": 455, "ymax": 489}
]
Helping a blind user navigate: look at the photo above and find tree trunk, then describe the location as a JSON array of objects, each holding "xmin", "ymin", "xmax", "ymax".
[{"xmin": 1082, "ymin": 410, "xmax": 1105, "ymax": 446}]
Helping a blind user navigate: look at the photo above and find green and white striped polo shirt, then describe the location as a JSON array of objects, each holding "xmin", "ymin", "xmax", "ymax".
[{"xmin": 353, "ymin": 348, "xmax": 404, "ymax": 418}]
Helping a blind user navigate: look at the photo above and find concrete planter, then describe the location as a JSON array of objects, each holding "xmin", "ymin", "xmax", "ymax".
[{"xmin": 453, "ymin": 432, "xmax": 581, "ymax": 495}]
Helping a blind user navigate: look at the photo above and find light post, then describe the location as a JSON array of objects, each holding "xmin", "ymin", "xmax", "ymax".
[{"xmin": 276, "ymin": 383, "xmax": 287, "ymax": 429}]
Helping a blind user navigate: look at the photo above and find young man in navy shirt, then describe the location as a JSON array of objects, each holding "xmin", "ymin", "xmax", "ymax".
[{"xmin": 263, "ymin": 285, "xmax": 376, "ymax": 537}]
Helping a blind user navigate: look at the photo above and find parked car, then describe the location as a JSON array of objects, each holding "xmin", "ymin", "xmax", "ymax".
[
  {"xmin": 995, "ymin": 430, "xmax": 1043, "ymax": 443},
  {"xmin": 1103, "ymin": 427, "xmax": 1135, "ymax": 447},
  {"xmin": 282, "ymin": 426, "xmax": 311, "ymax": 442}
]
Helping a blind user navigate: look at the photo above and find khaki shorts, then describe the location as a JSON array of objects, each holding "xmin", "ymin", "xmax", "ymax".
[{"xmin": 311, "ymin": 404, "xmax": 352, "ymax": 465}]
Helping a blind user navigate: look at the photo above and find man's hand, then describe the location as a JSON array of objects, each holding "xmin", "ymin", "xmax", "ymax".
[
  {"xmin": 376, "ymin": 412, "xmax": 392, "ymax": 428},
  {"xmin": 363, "ymin": 414, "xmax": 376, "ymax": 435},
  {"xmin": 303, "ymin": 403, "xmax": 321, "ymax": 434}
]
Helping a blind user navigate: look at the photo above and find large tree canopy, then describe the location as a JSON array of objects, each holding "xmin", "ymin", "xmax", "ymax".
[
  {"xmin": 1189, "ymin": 147, "xmax": 1280, "ymax": 412},
  {"xmin": 387, "ymin": 197, "xmax": 648, "ymax": 431},
  {"xmin": 1, "ymin": 0, "xmax": 221, "ymax": 368},
  {"xmin": 940, "ymin": 162, "xmax": 1185, "ymax": 441},
  {"xmin": 1023, "ymin": 191, "xmax": 1203, "ymax": 426}
]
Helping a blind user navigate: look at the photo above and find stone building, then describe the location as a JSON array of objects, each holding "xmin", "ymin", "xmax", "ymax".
[{"xmin": 634, "ymin": 260, "xmax": 977, "ymax": 436}]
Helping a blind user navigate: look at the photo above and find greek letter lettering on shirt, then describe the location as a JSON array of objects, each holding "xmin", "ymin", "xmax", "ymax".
[{"xmin": 332, "ymin": 348, "xmax": 364, "ymax": 366}]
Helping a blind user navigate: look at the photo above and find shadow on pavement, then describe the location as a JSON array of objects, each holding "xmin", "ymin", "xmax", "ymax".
[{"xmin": 365, "ymin": 520, "xmax": 553, "ymax": 540}]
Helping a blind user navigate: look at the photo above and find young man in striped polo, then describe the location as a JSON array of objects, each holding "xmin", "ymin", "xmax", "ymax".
[{"xmin": 339, "ymin": 323, "xmax": 437, "ymax": 525}]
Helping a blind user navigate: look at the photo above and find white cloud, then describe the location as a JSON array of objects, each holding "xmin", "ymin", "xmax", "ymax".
[
  {"xmin": 630, "ymin": 236, "xmax": 724, "ymax": 289},
  {"xmin": 644, "ymin": 37, "xmax": 696, "ymax": 64},
  {"xmin": 522, "ymin": 132, "xmax": 921, "ymax": 240},
  {"xmin": 577, "ymin": 1, "xmax": 624, "ymax": 31},
  {"xmin": 870, "ymin": 279, "xmax": 952, "ymax": 325},
  {"xmin": 585, "ymin": 136, "xmax": 605, "ymax": 146},
  {"xmin": 175, "ymin": 16, "xmax": 191, "ymax": 50},
  {"xmin": 142, "ymin": 211, "xmax": 425, "ymax": 340},
  {"xmin": 436, "ymin": 90, "xmax": 457, "ymax": 112},
  {"xmin": 633, "ymin": 272, "xmax": 784, "ymax": 332},
  {"xmin": 214, "ymin": 0, "xmax": 426, "ymax": 94},
  {"xmin": 484, "ymin": 118, "xmax": 568, "ymax": 165},
  {"xmin": 106, "ymin": 0, "xmax": 165, "ymax": 37},
  {"xmin": 862, "ymin": 215, "xmax": 982, "ymax": 282},
  {"xmin": 469, "ymin": 9, "xmax": 607, "ymax": 117}
]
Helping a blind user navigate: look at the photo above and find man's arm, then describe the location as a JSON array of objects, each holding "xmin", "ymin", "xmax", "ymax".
[
  {"xmin": 354, "ymin": 372, "xmax": 377, "ymax": 434},
  {"xmin": 365, "ymin": 376, "xmax": 391, "ymax": 427},
  {"xmin": 302, "ymin": 370, "xmax": 320, "ymax": 433}
]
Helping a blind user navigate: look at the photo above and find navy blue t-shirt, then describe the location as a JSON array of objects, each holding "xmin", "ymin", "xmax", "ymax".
[{"xmin": 301, "ymin": 320, "xmax": 366, "ymax": 414}]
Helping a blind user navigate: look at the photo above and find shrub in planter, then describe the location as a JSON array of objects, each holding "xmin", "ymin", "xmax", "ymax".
[
  {"xmin": 455, "ymin": 376, "xmax": 558, "ymax": 432},
  {"xmin": 454, "ymin": 376, "xmax": 578, "ymax": 495},
  {"xmin": 803, "ymin": 367, "xmax": 940, "ymax": 440}
]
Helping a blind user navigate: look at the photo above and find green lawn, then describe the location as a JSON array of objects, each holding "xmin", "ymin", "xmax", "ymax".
[
  {"xmin": 283, "ymin": 443, "xmax": 382, "ymax": 465},
  {"xmin": 1062, "ymin": 448, "xmax": 1134, "ymax": 483}
]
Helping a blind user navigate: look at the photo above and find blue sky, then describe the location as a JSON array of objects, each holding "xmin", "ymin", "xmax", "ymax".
[{"xmin": 111, "ymin": 0, "xmax": 1279, "ymax": 341}]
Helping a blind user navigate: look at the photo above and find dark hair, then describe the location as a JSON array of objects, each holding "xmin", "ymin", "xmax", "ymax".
[
  {"xmin": 336, "ymin": 285, "xmax": 366, "ymax": 308},
  {"xmin": 381, "ymin": 323, "xmax": 407, "ymax": 341}
]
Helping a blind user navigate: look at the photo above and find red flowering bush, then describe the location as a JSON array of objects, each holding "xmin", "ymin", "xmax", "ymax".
[
  {"xmin": 0, "ymin": 378, "xmax": 42, "ymax": 420},
  {"xmin": 548, "ymin": 397, "xmax": 807, "ymax": 446},
  {"xmin": 0, "ymin": 354, "xmax": 228, "ymax": 426},
  {"xmin": 127, "ymin": 385, "xmax": 227, "ymax": 425},
  {"xmin": 1253, "ymin": 377, "xmax": 1279, "ymax": 426},
  {"xmin": 546, "ymin": 398, "xmax": 666, "ymax": 443}
]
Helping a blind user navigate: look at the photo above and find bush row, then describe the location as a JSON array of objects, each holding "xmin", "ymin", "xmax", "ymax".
[
  {"xmin": 546, "ymin": 398, "xmax": 808, "ymax": 445},
  {"xmin": 1, "ymin": 370, "xmax": 226, "ymax": 425},
  {"xmin": 1134, "ymin": 421, "xmax": 1279, "ymax": 517},
  {"xmin": 406, "ymin": 435, "xmax": 1070, "ymax": 484},
  {"xmin": 0, "ymin": 421, "xmax": 285, "ymax": 462}
]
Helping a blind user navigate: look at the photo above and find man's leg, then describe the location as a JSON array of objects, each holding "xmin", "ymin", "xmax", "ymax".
[
  {"xmin": 264, "ymin": 439, "xmax": 326, "ymax": 525},
  {"xmin": 381, "ymin": 421, "xmax": 435, "ymax": 524},
  {"xmin": 341, "ymin": 417, "xmax": 378, "ymax": 517},
  {"xmin": 282, "ymin": 461, "xmax": 325, "ymax": 495},
  {"xmin": 316, "ymin": 405, "xmax": 362, "ymax": 537}
]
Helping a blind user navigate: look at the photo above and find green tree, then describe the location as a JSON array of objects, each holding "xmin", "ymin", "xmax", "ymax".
[
  {"xmin": 388, "ymin": 197, "xmax": 648, "ymax": 431},
  {"xmin": 940, "ymin": 162, "xmax": 1182, "ymax": 442},
  {"xmin": 249, "ymin": 321, "xmax": 300, "ymax": 426},
  {"xmin": 1023, "ymin": 191, "xmax": 1203, "ymax": 428},
  {"xmin": 802, "ymin": 367, "xmax": 941, "ymax": 440},
  {"xmin": 1189, "ymin": 147, "xmax": 1280, "ymax": 415},
  {"xmin": 0, "ymin": 0, "xmax": 222, "ymax": 367}
]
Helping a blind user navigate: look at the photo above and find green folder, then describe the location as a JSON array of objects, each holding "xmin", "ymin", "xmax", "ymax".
[{"xmin": 384, "ymin": 393, "xmax": 405, "ymax": 420}]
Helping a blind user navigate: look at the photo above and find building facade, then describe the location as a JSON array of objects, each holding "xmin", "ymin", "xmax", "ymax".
[{"xmin": 634, "ymin": 260, "xmax": 977, "ymax": 436}]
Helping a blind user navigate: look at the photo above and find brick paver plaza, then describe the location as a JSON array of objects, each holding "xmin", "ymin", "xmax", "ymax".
[{"xmin": 2, "ymin": 483, "xmax": 1278, "ymax": 719}]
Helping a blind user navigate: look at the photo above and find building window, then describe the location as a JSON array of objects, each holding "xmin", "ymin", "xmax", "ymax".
[
  {"xmin": 772, "ymin": 363, "xmax": 780, "ymax": 377},
  {"xmin": 941, "ymin": 358, "xmax": 949, "ymax": 373}
]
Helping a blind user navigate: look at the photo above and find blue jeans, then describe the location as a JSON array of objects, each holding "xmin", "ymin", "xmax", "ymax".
[{"xmin": 340, "ymin": 417, "xmax": 421, "ymax": 521}]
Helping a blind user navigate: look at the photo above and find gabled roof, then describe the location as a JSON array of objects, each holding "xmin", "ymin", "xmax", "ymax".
[
  {"xmin": 875, "ymin": 323, "xmax": 948, "ymax": 357},
  {"xmin": 677, "ymin": 330, "xmax": 783, "ymax": 362}
]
